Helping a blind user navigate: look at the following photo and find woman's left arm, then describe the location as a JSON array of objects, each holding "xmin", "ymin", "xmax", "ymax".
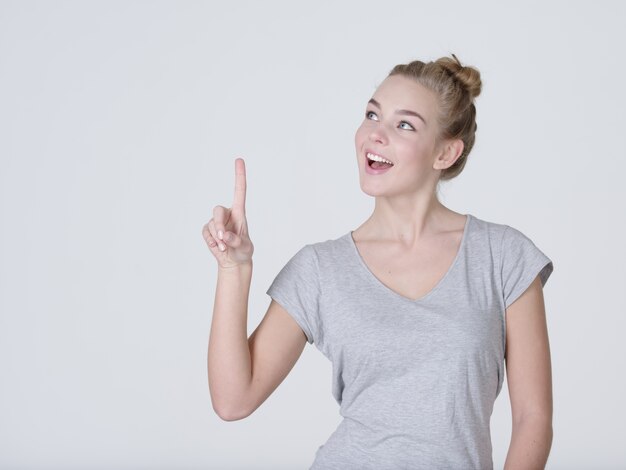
[{"xmin": 502, "ymin": 275, "xmax": 553, "ymax": 470}]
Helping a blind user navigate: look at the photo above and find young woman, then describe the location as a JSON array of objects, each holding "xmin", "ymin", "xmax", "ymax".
[{"xmin": 203, "ymin": 54, "xmax": 554, "ymax": 470}]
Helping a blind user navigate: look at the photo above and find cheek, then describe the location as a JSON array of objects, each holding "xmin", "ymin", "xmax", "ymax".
[
  {"xmin": 397, "ymin": 140, "xmax": 418, "ymax": 157},
  {"xmin": 398, "ymin": 141, "xmax": 431, "ymax": 168}
]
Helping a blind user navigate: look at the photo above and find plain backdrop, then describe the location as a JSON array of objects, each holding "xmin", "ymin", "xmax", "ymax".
[{"xmin": 1, "ymin": 1, "xmax": 625, "ymax": 469}]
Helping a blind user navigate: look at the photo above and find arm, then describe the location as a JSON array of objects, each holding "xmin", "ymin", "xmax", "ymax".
[
  {"xmin": 503, "ymin": 275, "xmax": 553, "ymax": 470},
  {"xmin": 207, "ymin": 263, "xmax": 308, "ymax": 422},
  {"xmin": 207, "ymin": 261, "xmax": 254, "ymax": 420},
  {"xmin": 204, "ymin": 158, "xmax": 309, "ymax": 421}
]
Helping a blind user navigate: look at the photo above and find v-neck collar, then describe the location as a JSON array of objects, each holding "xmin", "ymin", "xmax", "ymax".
[{"xmin": 346, "ymin": 214, "xmax": 472, "ymax": 303}]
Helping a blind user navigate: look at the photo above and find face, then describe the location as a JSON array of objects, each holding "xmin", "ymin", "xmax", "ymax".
[{"xmin": 354, "ymin": 74, "xmax": 449, "ymax": 198}]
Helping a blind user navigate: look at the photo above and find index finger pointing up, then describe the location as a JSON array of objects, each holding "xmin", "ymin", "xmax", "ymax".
[{"xmin": 233, "ymin": 157, "xmax": 247, "ymax": 211}]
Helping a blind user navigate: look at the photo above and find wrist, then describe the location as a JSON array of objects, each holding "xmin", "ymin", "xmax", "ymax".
[{"xmin": 218, "ymin": 260, "xmax": 253, "ymax": 273}]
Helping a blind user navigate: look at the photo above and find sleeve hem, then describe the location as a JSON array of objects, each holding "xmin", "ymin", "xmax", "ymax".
[
  {"xmin": 265, "ymin": 288, "xmax": 314, "ymax": 344},
  {"xmin": 504, "ymin": 258, "xmax": 553, "ymax": 310}
]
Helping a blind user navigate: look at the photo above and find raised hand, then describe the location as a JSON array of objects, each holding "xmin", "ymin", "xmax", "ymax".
[{"xmin": 202, "ymin": 158, "xmax": 254, "ymax": 268}]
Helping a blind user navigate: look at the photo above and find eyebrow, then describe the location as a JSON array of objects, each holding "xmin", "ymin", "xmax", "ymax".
[{"xmin": 368, "ymin": 98, "xmax": 427, "ymax": 126}]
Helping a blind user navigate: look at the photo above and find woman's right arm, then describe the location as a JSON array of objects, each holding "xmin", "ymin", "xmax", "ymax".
[
  {"xmin": 203, "ymin": 158, "xmax": 307, "ymax": 421},
  {"xmin": 207, "ymin": 261, "xmax": 254, "ymax": 420}
]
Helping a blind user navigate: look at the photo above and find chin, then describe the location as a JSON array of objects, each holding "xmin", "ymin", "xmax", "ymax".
[{"xmin": 359, "ymin": 179, "xmax": 393, "ymax": 198}]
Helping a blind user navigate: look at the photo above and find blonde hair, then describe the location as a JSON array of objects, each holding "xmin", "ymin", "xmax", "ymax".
[{"xmin": 388, "ymin": 54, "xmax": 482, "ymax": 181}]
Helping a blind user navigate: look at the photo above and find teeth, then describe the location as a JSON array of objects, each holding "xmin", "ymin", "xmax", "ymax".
[{"xmin": 366, "ymin": 152, "xmax": 393, "ymax": 165}]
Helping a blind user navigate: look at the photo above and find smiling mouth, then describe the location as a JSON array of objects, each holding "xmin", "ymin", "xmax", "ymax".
[{"xmin": 365, "ymin": 152, "xmax": 394, "ymax": 169}]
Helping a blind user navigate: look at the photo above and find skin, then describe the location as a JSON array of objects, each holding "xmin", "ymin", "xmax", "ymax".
[
  {"xmin": 353, "ymin": 74, "xmax": 552, "ymax": 467},
  {"xmin": 353, "ymin": 74, "xmax": 466, "ymax": 247},
  {"xmin": 202, "ymin": 73, "xmax": 552, "ymax": 466},
  {"xmin": 503, "ymin": 276, "xmax": 553, "ymax": 469}
]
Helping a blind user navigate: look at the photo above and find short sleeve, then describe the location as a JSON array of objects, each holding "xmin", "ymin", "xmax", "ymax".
[
  {"xmin": 265, "ymin": 244, "xmax": 321, "ymax": 345},
  {"xmin": 500, "ymin": 225, "xmax": 554, "ymax": 309}
]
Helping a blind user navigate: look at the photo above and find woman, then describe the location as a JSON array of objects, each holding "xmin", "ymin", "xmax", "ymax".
[{"xmin": 203, "ymin": 54, "xmax": 554, "ymax": 469}]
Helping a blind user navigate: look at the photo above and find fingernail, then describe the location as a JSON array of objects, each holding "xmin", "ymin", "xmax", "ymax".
[
  {"xmin": 218, "ymin": 230, "xmax": 223, "ymax": 240},
  {"xmin": 219, "ymin": 243, "xmax": 225, "ymax": 251}
]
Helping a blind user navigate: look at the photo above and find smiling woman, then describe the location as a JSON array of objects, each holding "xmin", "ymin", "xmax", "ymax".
[
  {"xmin": 205, "ymin": 53, "xmax": 554, "ymax": 470},
  {"xmin": 355, "ymin": 54, "xmax": 481, "ymax": 190}
]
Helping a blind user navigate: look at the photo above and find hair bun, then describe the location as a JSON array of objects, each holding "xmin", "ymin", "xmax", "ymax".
[{"xmin": 438, "ymin": 54, "xmax": 482, "ymax": 100}]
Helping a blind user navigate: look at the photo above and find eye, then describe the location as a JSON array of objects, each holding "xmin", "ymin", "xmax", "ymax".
[
  {"xmin": 365, "ymin": 110, "xmax": 378, "ymax": 121},
  {"xmin": 399, "ymin": 121, "xmax": 415, "ymax": 131}
]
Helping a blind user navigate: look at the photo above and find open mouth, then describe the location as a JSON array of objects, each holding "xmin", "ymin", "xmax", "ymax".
[{"xmin": 366, "ymin": 152, "xmax": 394, "ymax": 170}]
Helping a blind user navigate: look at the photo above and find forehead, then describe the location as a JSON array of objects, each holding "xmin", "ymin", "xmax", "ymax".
[{"xmin": 371, "ymin": 75, "xmax": 438, "ymax": 116}]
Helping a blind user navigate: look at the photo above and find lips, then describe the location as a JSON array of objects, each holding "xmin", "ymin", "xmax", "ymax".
[
  {"xmin": 364, "ymin": 150, "xmax": 394, "ymax": 175},
  {"xmin": 364, "ymin": 148, "xmax": 394, "ymax": 166}
]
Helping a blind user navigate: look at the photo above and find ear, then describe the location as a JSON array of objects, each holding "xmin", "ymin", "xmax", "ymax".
[{"xmin": 433, "ymin": 138, "xmax": 464, "ymax": 171}]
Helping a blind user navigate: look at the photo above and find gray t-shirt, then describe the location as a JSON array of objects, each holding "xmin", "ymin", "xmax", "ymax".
[{"xmin": 266, "ymin": 213, "xmax": 554, "ymax": 470}]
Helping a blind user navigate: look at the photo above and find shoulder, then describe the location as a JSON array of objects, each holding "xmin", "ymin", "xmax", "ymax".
[
  {"xmin": 279, "ymin": 233, "xmax": 350, "ymax": 270},
  {"xmin": 305, "ymin": 232, "xmax": 352, "ymax": 258},
  {"xmin": 291, "ymin": 233, "xmax": 355, "ymax": 279},
  {"xmin": 466, "ymin": 213, "xmax": 510, "ymax": 249},
  {"xmin": 468, "ymin": 213, "xmax": 536, "ymax": 246},
  {"xmin": 466, "ymin": 214, "xmax": 550, "ymax": 270}
]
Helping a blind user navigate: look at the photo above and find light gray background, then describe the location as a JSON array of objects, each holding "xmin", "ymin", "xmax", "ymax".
[{"xmin": 1, "ymin": 1, "xmax": 624, "ymax": 469}]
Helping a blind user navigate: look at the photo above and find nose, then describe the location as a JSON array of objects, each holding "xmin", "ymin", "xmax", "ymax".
[{"xmin": 368, "ymin": 125, "xmax": 388, "ymax": 145}]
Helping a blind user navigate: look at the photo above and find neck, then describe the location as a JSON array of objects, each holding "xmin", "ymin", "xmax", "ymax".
[{"xmin": 358, "ymin": 193, "xmax": 457, "ymax": 246}]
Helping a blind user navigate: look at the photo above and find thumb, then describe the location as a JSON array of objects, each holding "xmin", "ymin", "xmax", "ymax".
[{"xmin": 222, "ymin": 231, "xmax": 243, "ymax": 248}]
